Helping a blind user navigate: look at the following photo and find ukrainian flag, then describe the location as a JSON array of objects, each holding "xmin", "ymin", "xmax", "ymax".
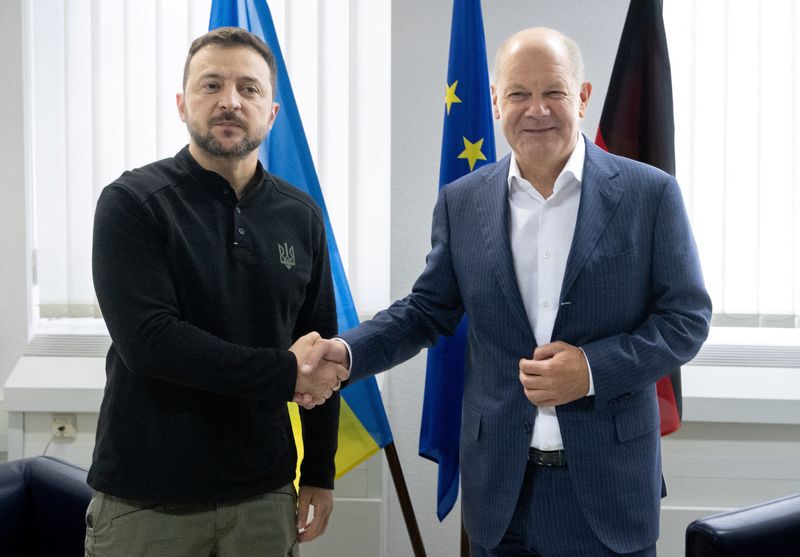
[
  {"xmin": 209, "ymin": 0, "xmax": 393, "ymax": 478},
  {"xmin": 419, "ymin": 0, "xmax": 496, "ymax": 521}
]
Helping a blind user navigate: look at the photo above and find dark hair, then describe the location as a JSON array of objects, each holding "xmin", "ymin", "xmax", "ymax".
[{"xmin": 182, "ymin": 27, "xmax": 277, "ymax": 91}]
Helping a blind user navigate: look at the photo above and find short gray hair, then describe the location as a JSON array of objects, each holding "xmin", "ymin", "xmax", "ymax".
[{"xmin": 562, "ymin": 34, "xmax": 585, "ymax": 84}]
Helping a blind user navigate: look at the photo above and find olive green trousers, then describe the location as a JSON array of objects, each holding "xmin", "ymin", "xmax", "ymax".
[{"xmin": 84, "ymin": 483, "xmax": 298, "ymax": 557}]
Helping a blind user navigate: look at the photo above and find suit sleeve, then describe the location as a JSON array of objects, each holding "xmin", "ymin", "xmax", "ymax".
[
  {"xmin": 296, "ymin": 216, "xmax": 340, "ymax": 489},
  {"xmin": 580, "ymin": 176, "xmax": 712, "ymax": 408},
  {"xmin": 343, "ymin": 186, "xmax": 465, "ymax": 380}
]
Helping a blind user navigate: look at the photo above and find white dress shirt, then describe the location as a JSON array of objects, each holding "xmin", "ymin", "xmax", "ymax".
[
  {"xmin": 507, "ymin": 135, "xmax": 591, "ymax": 450},
  {"xmin": 339, "ymin": 136, "xmax": 594, "ymax": 451}
]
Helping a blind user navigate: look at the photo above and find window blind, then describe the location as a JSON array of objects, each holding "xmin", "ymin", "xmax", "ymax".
[
  {"xmin": 665, "ymin": 0, "xmax": 800, "ymax": 328},
  {"xmin": 25, "ymin": 0, "xmax": 391, "ymax": 323}
]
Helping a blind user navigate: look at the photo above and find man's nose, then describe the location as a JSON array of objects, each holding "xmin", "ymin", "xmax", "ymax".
[
  {"xmin": 524, "ymin": 98, "xmax": 549, "ymax": 118},
  {"xmin": 218, "ymin": 85, "xmax": 242, "ymax": 110}
]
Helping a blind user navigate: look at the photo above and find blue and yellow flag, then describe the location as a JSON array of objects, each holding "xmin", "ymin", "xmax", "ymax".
[
  {"xmin": 209, "ymin": 0, "xmax": 393, "ymax": 478},
  {"xmin": 419, "ymin": 0, "xmax": 496, "ymax": 521}
]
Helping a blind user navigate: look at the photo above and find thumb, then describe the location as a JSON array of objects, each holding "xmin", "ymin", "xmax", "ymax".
[{"xmin": 300, "ymin": 340, "xmax": 328, "ymax": 375}]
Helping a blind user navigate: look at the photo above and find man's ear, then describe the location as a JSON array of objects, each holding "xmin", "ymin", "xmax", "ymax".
[
  {"xmin": 491, "ymin": 84, "xmax": 500, "ymax": 120},
  {"xmin": 267, "ymin": 102, "xmax": 280, "ymax": 130},
  {"xmin": 176, "ymin": 92, "xmax": 187, "ymax": 123},
  {"xmin": 578, "ymin": 82, "xmax": 592, "ymax": 118}
]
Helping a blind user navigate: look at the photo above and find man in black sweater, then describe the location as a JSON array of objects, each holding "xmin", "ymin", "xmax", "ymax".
[{"xmin": 86, "ymin": 27, "xmax": 345, "ymax": 557}]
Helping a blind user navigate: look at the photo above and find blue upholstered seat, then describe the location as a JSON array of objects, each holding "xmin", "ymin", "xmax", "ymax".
[{"xmin": 0, "ymin": 456, "xmax": 91, "ymax": 557}]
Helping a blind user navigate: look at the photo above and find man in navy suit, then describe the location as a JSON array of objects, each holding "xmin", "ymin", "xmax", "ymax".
[{"xmin": 300, "ymin": 27, "xmax": 711, "ymax": 556}]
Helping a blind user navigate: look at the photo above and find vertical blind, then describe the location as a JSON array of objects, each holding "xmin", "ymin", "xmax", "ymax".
[
  {"xmin": 664, "ymin": 0, "xmax": 800, "ymax": 328},
  {"xmin": 32, "ymin": 0, "xmax": 800, "ymax": 331},
  {"xmin": 26, "ymin": 0, "xmax": 390, "ymax": 322}
]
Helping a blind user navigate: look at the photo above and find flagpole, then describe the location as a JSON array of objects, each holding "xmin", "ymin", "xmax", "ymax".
[
  {"xmin": 461, "ymin": 519, "xmax": 470, "ymax": 556},
  {"xmin": 384, "ymin": 442, "xmax": 427, "ymax": 556}
]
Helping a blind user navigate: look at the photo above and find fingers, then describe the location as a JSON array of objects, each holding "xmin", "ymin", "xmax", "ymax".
[
  {"xmin": 299, "ymin": 512, "xmax": 330, "ymax": 543},
  {"xmin": 292, "ymin": 336, "xmax": 350, "ymax": 407},
  {"xmin": 521, "ymin": 383, "xmax": 558, "ymax": 406},
  {"xmin": 519, "ymin": 342, "xmax": 589, "ymax": 406},
  {"xmin": 294, "ymin": 359, "xmax": 346, "ymax": 407},
  {"xmin": 297, "ymin": 487, "xmax": 333, "ymax": 543},
  {"xmin": 293, "ymin": 392, "xmax": 319, "ymax": 410},
  {"xmin": 296, "ymin": 488, "xmax": 311, "ymax": 536},
  {"xmin": 293, "ymin": 392, "xmax": 311, "ymax": 407},
  {"xmin": 519, "ymin": 345, "xmax": 560, "ymax": 404},
  {"xmin": 518, "ymin": 362, "xmax": 552, "ymax": 406},
  {"xmin": 532, "ymin": 341, "xmax": 565, "ymax": 361}
]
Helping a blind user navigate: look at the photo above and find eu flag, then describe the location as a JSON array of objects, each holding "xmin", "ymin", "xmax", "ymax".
[
  {"xmin": 209, "ymin": 0, "xmax": 393, "ymax": 476},
  {"xmin": 419, "ymin": 0, "xmax": 496, "ymax": 521},
  {"xmin": 595, "ymin": 0, "xmax": 682, "ymax": 436}
]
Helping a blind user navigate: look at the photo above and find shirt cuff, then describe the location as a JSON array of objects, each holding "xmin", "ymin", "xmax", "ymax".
[
  {"xmin": 333, "ymin": 337, "xmax": 353, "ymax": 372},
  {"xmin": 578, "ymin": 346, "xmax": 595, "ymax": 396}
]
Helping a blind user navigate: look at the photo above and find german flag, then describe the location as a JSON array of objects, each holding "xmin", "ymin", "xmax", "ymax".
[{"xmin": 596, "ymin": 0, "xmax": 681, "ymax": 435}]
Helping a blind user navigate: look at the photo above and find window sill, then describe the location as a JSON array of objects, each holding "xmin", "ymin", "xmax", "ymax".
[
  {"xmin": 681, "ymin": 365, "xmax": 800, "ymax": 425},
  {"xmin": 4, "ymin": 357, "xmax": 799, "ymax": 427},
  {"xmin": 4, "ymin": 356, "xmax": 105, "ymax": 412},
  {"xmin": 15, "ymin": 321, "xmax": 800, "ymax": 426}
]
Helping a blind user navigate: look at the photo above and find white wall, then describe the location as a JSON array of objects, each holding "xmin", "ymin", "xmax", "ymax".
[
  {"xmin": 0, "ymin": 0, "xmax": 29, "ymax": 455},
  {"xmin": 385, "ymin": 1, "xmax": 629, "ymax": 555}
]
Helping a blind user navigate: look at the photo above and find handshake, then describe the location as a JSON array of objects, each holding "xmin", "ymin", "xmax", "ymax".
[{"xmin": 289, "ymin": 332, "xmax": 351, "ymax": 410}]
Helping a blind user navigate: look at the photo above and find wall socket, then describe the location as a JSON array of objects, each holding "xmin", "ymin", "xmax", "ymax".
[{"xmin": 52, "ymin": 414, "xmax": 78, "ymax": 439}]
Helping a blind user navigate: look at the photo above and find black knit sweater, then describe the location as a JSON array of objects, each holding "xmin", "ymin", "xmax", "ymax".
[{"xmin": 88, "ymin": 147, "xmax": 339, "ymax": 503}]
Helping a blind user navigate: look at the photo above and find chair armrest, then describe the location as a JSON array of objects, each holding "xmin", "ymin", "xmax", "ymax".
[
  {"xmin": 686, "ymin": 493, "xmax": 800, "ymax": 557},
  {"xmin": 27, "ymin": 456, "xmax": 92, "ymax": 557},
  {"xmin": 0, "ymin": 457, "xmax": 37, "ymax": 555}
]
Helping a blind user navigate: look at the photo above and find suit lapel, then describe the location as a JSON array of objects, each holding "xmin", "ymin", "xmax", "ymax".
[
  {"xmin": 560, "ymin": 141, "xmax": 624, "ymax": 301},
  {"xmin": 473, "ymin": 155, "xmax": 533, "ymax": 335}
]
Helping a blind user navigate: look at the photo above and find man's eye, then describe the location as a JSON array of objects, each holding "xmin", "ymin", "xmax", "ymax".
[
  {"xmin": 202, "ymin": 83, "xmax": 220, "ymax": 91},
  {"xmin": 508, "ymin": 92, "xmax": 527, "ymax": 99},
  {"xmin": 243, "ymin": 86, "xmax": 260, "ymax": 94}
]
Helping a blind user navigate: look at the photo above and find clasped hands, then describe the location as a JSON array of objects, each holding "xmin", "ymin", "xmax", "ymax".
[
  {"xmin": 289, "ymin": 332, "xmax": 350, "ymax": 410},
  {"xmin": 518, "ymin": 341, "xmax": 590, "ymax": 406}
]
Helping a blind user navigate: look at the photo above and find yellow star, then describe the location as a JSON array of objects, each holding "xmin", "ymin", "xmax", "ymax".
[
  {"xmin": 444, "ymin": 80, "xmax": 462, "ymax": 115},
  {"xmin": 458, "ymin": 137, "xmax": 487, "ymax": 171}
]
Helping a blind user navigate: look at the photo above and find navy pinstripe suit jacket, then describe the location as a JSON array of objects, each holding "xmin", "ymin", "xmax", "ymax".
[{"xmin": 342, "ymin": 137, "xmax": 712, "ymax": 552}]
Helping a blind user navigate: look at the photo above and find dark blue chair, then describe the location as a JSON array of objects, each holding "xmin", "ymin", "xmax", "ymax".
[
  {"xmin": 686, "ymin": 493, "xmax": 800, "ymax": 556},
  {"xmin": 0, "ymin": 456, "xmax": 92, "ymax": 557}
]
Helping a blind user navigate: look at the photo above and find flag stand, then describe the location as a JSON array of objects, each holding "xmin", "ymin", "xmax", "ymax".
[{"xmin": 384, "ymin": 442, "xmax": 427, "ymax": 556}]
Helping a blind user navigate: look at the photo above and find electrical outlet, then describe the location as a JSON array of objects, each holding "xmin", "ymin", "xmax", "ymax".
[{"xmin": 52, "ymin": 414, "xmax": 78, "ymax": 439}]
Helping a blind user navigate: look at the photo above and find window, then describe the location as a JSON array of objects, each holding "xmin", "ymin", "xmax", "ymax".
[
  {"xmin": 24, "ymin": 0, "xmax": 391, "ymax": 353},
  {"xmin": 664, "ymin": 0, "xmax": 800, "ymax": 362}
]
